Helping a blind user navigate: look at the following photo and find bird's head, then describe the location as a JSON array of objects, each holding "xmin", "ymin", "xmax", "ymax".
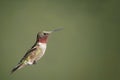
[
  {"xmin": 37, "ymin": 28, "xmax": 63, "ymax": 43},
  {"xmin": 37, "ymin": 31, "xmax": 52, "ymax": 43}
]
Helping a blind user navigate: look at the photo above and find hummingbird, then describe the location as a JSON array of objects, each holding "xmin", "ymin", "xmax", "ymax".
[{"xmin": 11, "ymin": 28, "xmax": 63, "ymax": 74}]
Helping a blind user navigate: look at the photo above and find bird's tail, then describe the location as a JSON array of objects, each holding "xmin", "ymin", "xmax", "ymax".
[{"xmin": 11, "ymin": 63, "xmax": 26, "ymax": 74}]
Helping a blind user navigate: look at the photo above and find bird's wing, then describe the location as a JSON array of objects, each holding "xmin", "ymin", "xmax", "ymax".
[{"xmin": 19, "ymin": 47, "xmax": 37, "ymax": 63}]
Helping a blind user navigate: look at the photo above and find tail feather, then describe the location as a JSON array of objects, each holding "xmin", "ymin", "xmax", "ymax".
[{"xmin": 11, "ymin": 63, "xmax": 26, "ymax": 74}]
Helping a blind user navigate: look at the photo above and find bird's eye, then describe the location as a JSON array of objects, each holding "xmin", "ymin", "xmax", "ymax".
[{"xmin": 43, "ymin": 33, "xmax": 47, "ymax": 35}]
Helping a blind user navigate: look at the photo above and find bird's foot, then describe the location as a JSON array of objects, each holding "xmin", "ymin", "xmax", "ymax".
[{"xmin": 33, "ymin": 61, "xmax": 37, "ymax": 64}]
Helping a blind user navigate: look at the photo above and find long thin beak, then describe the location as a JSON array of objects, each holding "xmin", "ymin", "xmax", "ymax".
[
  {"xmin": 44, "ymin": 28, "xmax": 63, "ymax": 35},
  {"xmin": 51, "ymin": 27, "xmax": 63, "ymax": 33}
]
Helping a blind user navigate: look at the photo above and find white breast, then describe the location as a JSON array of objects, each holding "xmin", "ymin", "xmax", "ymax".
[{"xmin": 38, "ymin": 42, "xmax": 47, "ymax": 54}]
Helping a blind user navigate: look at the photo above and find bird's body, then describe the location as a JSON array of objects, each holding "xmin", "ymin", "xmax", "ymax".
[{"xmin": 21, "ymin": 42, "xmax": 46, "ymax": 65}]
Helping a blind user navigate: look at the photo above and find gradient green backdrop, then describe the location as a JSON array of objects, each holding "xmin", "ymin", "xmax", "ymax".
[{"xmin": 0, "ymin": 0, "xmax": 120, "ymax": 80}]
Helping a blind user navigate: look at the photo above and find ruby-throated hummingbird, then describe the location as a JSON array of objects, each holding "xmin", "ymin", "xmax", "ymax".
[{"xmin": 11, "ymin": 28, "xmax": 63, "ymax": 73}]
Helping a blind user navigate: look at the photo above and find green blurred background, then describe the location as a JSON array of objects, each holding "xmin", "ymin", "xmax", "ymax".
[{"xmin": 0, "ymin": 0, "xmax": 120, "ymax": 80}]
